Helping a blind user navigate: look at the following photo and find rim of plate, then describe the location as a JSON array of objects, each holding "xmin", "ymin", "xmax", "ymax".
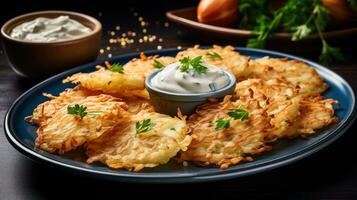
[{"xmin": 3, "ymin": 47, "xmax": 356, "ymax": 183}]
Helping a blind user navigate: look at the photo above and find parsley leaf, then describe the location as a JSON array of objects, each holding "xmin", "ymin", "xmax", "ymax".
[
  {"xmin": 227, "ymin": 109, "xmax": 249, "ymax": 121},
  {"xmin": 206, "ymin": 52, "xmax": 222, "ymax": 60},
  {"xmin": 178, "ymin": 57, "xmax": 190, "ymax": 73},
  {"xmin": 191, "ymin": 56, "xmax": 207, "ymax": 74},
  {"xmin": 109, "ymin": 63, "xmax": 124, "ymax": 73},
  {"xmin": 292, "ymin": 24, "xmax": 312, "ymax": 41},
  {"xmin": 349, "ymin": 0, "xmax": 357, "ymax": 11},
  {"xmin": 215, "ymin": 118, "xmax": 231, "ymax": 131},
  {"xmin": 135, "ymin": 119, "xmax": 153, "ymax": 135},
  {"xmin": 153, "ymin": 60, "xmax": 165, "ymax": 69},
  {"xmin": 313, "ymin": 13, "xmax": 346, "ymax": 65},
  {"xmin": 67, "ymin": 104, "xmax": 87, "ymax": 119},
  {"xmin": 239, "ymin": 0, "xmax": 270, "ymax": 29},
  {"xmin": 215, "ymin": 109, "xmax": 250, "ymax": 131},
  {"xmin": 247, "ymin": 12, "xmax": 283, "ymax": 48},
  {"xmin": 178, "ymin": 56, "xmax": 207, "ymax": 74},
  {"xmin": 319, "ymin": 40, "xmax": 346, "ymax": 65}
]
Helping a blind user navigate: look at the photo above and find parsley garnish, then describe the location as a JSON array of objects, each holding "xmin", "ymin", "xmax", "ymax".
[
  {"xmin": 206, "ymin": 52, "xmax": 222, "ymax": 60},
  {"xmin": 153, "ymin": 60, "xmax": 165, "ymax": 69},
  {"xmin": 135, "ymin": 119, "xmax": 153, "ymax": 135},
  {"xmin": 215, "ymin": 109, "xmax": 249, "ymax": 131},
  {"xmin": 215, "ymin": 119, "xmax": 231, "ymax": 131},
  {"xmin": 109, "ymin": 63, "xmax": 124, "ymax": 73},
  {"xmin": 179, "ymin": 57, "xmax": 190, "ymax": 73},
  {"xmin": 227, "ymin": 109, "xmax": 249, "ymax": 121},
  {"xmin": 179, "ymin": 56, "xmax": 207, "ymax": 74},
  {"xmin": 67, "ymin": 104, "xmax": 87, "ymax": 119}
]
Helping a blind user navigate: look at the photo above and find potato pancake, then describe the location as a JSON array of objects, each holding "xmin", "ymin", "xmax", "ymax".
[
  {"xmin": 244, "ymin": 57, "xmax": 328, "ymax": 95},
  {"xmin": 26, "ymin": 87, "xmax": 100, "ymax": 126},
  {"xmin": 35, "ymin": 94, "xmax": 128, "ymax": 154},
  {"xmin": 233, "ymin": 79, "xmax": 338, "ymax": 140},
  {"xmin": 181, "ymin": 96, "xmax": 271, "ymax": 169},
  {"xmin": 176, "ymin": 45, "xmax": 250, "ymax": 78},
  {"xmin": 63, "ymin": 67, "xmax": 145, "ymax": 94},
  {"xmin": 233, "ymin": 79, "xmax": 301, "ymax": 140},
  {"xmin": 86, "ymin": 111, "xmax": 191, "ymax": 171},
  {"xmin": 123, "ymin": 53, "xmax": 176, "ymax": 78},
  {"xmin": 295, "ymin": 95, "xmax": 338, "ymax": 136},
  {"xmin": 123, "ymin": 97, "xmax": 155, "ymax": 114}
]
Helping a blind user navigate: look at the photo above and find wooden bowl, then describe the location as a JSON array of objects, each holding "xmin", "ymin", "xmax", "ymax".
[{"xmin": 1, "ymin": 10, "xmax": 102, "ymax": 78}]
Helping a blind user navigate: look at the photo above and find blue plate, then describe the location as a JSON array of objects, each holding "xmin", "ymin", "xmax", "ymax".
[{"xmin": 4, "ymin": 47, "xmax": 356, "ymax": 183}]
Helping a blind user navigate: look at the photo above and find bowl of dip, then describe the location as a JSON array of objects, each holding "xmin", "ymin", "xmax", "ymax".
[
  {"xmin": 145, "ymin": 56, "xmax": 236, "ymax": 116},
  {"xmin": 1, "ymin": 10, "xmax": 102, "ymax": 78}
]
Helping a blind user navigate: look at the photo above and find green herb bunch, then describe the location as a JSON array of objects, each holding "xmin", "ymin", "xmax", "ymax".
[{"xmin": 240, "ymin": 0, "xmax": 346, "ymax": 65}]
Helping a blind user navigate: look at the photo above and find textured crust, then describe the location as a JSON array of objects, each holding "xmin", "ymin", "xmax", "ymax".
[
  {"xmin": 123, "ymin": 53, "xmax": 176, "ymax": 77},
  {"xmin": 244, "ymin": 57, "xmax": 328, "ymax": 95},
  {"xmin": 295, "ymin": 95, "xmax": 338, "ymax": 136},
  {"xmin": 180, "ymin": 96, "xmax": 271, "ymax": 169},
  {"xmin": 26, "ymin": 87, "xmax": 100, "ymax": 126},
  {"xmin": 86, "ymin": 111, "xmax": 191, "ymax": 171},
  {"xmin": 63, "ymin": 67, "xmax": 145, "ymax": 94},
  {"xmin": 176, "ymin": 45, "xmax": 250, "ymax": 78},
  {"xmin": 233, "ymin": 79, "xmax": 338, "ymax": 140},
  {"xmin": 35, "ymin": 94, "xmax": 128, "ymax": 154}
]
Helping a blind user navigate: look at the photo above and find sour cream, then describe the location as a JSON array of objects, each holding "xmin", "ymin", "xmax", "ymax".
[
  {"xmin": 10, "ymin": 15, "xmax": 91, "ymax": 42},
  {"xmin": 151, "ymin": 61, "xmax": 230, "ymax": 94}
]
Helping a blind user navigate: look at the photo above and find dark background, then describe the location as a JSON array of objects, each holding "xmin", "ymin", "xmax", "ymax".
[{"xmin": 1, "ymin": 1, "xmax": 357, "ymax": 199}]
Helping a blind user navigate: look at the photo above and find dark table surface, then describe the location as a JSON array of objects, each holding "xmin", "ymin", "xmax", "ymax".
[{"xmin": 1, "ymin": 1, "xmax": 357, "ymax": 199}]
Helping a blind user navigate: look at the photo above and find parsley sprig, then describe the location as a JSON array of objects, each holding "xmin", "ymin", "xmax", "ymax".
[
  {"xmin": 153, "ymin": 60, "xmax": 165, "ymax": 69},
  {"xmin": 67, "ymin": 104, "xmax": 88, "ymax": 119},
  {"xmin": 135, "ymin": 119, "xmax": 153, "ymax": 135},
  {"xmin": 109, "ymin": 63, "xmax": 124, "ymax": 73},
  {"xmin": 215, "ymin": 119, "xmax": 231, "ymax": 130},
  {"xmin": 215, "ymin": 109, "xmax": 249, "ymax": 131},
  {"xmin": 227, "ymin": 109, "xmax": 249, "ymax": 121},
  {"xmin": 67, "ymin": 104, "xmax": 103, "ymax": 119},
  {"xmin": 206, "ymin": 52, "xmax": 222, "ymax": 60},
  {"xmin": 179, "ymin": 56, "xmax": 207, "ymax": 74}
]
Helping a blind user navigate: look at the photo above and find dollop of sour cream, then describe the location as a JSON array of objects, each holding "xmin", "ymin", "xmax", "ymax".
[
  {"xmin": 151, "ymin": 61, "xmax": 230, "ymax": 93},
  {"xmin": 10, "ymin": 15, "xmax": 92, "ymax": 42}
]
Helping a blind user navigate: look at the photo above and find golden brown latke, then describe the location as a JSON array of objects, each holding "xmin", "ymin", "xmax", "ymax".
[
  {"xmin": 123, "ymin": 53, "xmax": 176, "ymax": 78},
  {"xmin": 35, "ymin": 94, "xmax": 128, "ymax": 154},
  {"xmin": 176, "ymin": 45, "xmax": 250, "ymax": 78},
  {"xmin": 294, "ymin": 95, "xmax": 338, "ymax": 137},
  {"xmin": 234, "ymin": 79, "xmax": 301, "ymax": 140},
  {"xmin": 122, "ymin": 97, "xmax": 155, "ymax": 114},
  {"xmin": 233, "ymin": 79, "xmax": 338, "ymax": 140},
  {"xmin": 86, "ymin": 111, "xmax": 191, "ymax": 171},
  {"xmin": 243, "ymin": 57, "xmax": 328, "ymax": 95},
  {"xmin": 63, "ymin": 67, "xmax": 145, "ymax": 94},
  {"xmin": 180, "ymin": 96, "xmax": 271, "ymax": 169},
  {"xmin": 63, "ymin": 55, "xmax": 175, "ymax": 98},
  {"xmin": 26, "ymin": 87, "xmax": 100, "ymax": 126}
]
